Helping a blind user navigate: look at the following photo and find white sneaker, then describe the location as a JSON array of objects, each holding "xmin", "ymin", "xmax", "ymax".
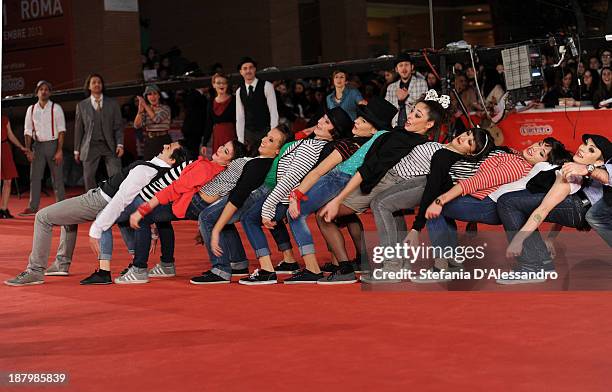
[
  {"xmin": 115, "ymin": 266, "xmax": 149, "ymax": 284},
  {"xmin": 148, "ymin": 263, "xmax": 176, "ymax": 278}
]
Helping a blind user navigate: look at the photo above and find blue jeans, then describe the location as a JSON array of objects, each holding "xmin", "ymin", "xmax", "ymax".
[
  {"xmin": 586, "ymin": 198, "xmax": 612, "ymax": 247},
  {"xmin": 198, "ymin": 186, "xmax": 272, "ymax": 279},
  {"xmin": 133, "ymin": 194, "xmax": 210, "ymax": 268},
  {"xmin": 99, "ymin": 196, "xmax": 143, "ymax": 260},
  {"xmin": 98, "ymin": 196, "xmax": 175, "ymax": 263},
  {"xmin": 240, "ymin": 188, "xmax": 292, "ymax": 258},
  {"xmin": 288, "ymin": 169, "xmax": 351, "ymax": 255},
  {"xmin": 426, "ymin": 196, "xmax": 500, "ymax": 249},
  {"xmin": 497, "ymin": 190, "xmax": 587, "ymax": 269}
]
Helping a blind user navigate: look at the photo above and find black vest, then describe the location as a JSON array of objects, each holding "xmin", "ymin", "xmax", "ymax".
[
  {"xmin": 239, "ymin": 80, "xmax": 270, "ymax": 132},
  {"xmin": 99, "ymin": 161, "xmax": 169, "ymax": 198}
]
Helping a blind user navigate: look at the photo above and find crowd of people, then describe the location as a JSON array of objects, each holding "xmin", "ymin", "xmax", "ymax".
[{"xmin": 1, "ymin": 47, "xmax": 611, "ymax": 288}]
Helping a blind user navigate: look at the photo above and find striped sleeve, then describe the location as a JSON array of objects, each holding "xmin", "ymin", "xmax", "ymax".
[
  {"xmin": 199, "ymin": 157, "xmax": 251, "ymax": 197},
  {"xmin": 392, "ymin": 142, "xmax": 442, "ymax": 179},
  {"xmin": 138, "ymin": 161, "xmax": 190, "ymax": 202},
  {"xmin": 458, "ymin": 153, "xmax": 532, "ymax": 199},
  {"xmin": 261, "ymin": 140, "xmax": 324, "ymax": 220},
  {"xmin": 450, "ymin": 150, "xmax": 505, "ymax": 181}
]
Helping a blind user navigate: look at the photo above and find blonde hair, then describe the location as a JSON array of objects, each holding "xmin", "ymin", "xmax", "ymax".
[{"xmin": 212, "ymin": 73, "xmax": 229, "ymax": 84}]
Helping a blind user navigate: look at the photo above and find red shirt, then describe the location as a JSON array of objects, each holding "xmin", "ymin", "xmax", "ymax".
[
  {"xmin": 458, "ymin": 151, "xmax": 533, "ymax": 200},
  {"xmin": 155, "ymin": 156, "xmax": 225, "ymax": 218}
]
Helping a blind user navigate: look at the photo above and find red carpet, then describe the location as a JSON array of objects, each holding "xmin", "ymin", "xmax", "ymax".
[{"xmin": 1, "ymin": 190, "xmax": 611, "ymax": 391}]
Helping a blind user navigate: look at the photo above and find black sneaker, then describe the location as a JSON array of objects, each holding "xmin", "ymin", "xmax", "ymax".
[
  {"xmin": 320, "ymin": 262, "xmax": 339, "ymax": 273},
  {"xmin": 319, "ymin": 261, "xmax": 357, "ymax": 284},
  {"xmin": 0, "ymin": 209, "xmax": 14, "ymax": 219},
  {"xmin": 80, "ymin": 269, "xmax": 112, "ymax": 285},
  {"xmin": 119, "ymin": 263, "xmax": 133, "ymax": 276},
  {"xmin": 283, "ymin": 269, "xmax": 324, "ymax": 284},
  {"xmin": 231, "ymin": 268, "xmax": 249, "ymax": 276},
  {"xmin": 238, "ymin": 269, "xmax": 277, "ymax": 285},
  {"xmin": 275, "ymin": 261, "xmax": 300, "ymax": 275},
  {"xmin": 190, "ymin": 270, "xmax": 230, "ymax": 285},
  {"xmin": 350, "ymin": 258, "xmax": 363, "ymax": 273}
]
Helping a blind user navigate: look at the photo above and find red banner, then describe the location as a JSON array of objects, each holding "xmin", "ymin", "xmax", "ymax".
[
  {"xmin": 498, "ymin": 107, "xmax": 612, "ymax": 152},
  {"xmin": 2, "ymin": 0, "xmax": 74, "ymax": 95}
]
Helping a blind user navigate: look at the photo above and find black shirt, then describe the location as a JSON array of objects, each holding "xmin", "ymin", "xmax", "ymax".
[
  {"xmin": 412, "ymin": 148, "xmax": 463, "ymax": 231},
  {"xmin": 316, "ymin": 137, "xmax": 371, "ymax": 165},
  {"xmin": 227, "ymin": 157, "xmax": 274, "ymax": 208},
  {"xmin": 358, "ymin": 128, "xmax": 427, "ymax": 194}
]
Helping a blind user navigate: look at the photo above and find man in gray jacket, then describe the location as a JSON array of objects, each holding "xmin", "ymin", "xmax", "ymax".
[{"xmin": 74, "ymin": 73, "xmax": 124, "ymax": 190}]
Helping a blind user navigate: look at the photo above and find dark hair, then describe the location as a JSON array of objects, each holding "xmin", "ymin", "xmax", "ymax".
[
  {"xmin": 170, "ymin": 140, "xmax": 190, "ymax": 166},
  {"xmin": 583, "ymin": 68, "xmax": 601, "ymax": 89},
  {"xmin": 601, "ymin": 66, "xmax": 612, "ymax": 88},
  {"xmin": 456, "ymin": 128, "xmax": 495, "ymax": 161},
  {"xmin": 332, "ymin": 69, "xmax": 348, "ymax": 79},
  {"xmin": 230, "ymin": 140, "xmax": 248, "ymax": 160},
  {"xmin": 416, "ymin": 98, "xmax": 450, "ymax": 136},
  {"xmin": 84, "ymin": 73, "xmax": 105, "ymax": 96},
  {"xmin": 542, "ymin": 137, "xmax": 570, "ymax": 165},
  {"xmin": 274, "ymin": 123, "xmax": 293, "ymax": 145}
]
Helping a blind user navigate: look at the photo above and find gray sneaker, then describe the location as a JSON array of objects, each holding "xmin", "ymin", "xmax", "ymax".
[
  {"xmin": 114, "ymin": 266, "xmax": 149, "ymax": 284},
  {"xmin": 5, "ymin": 271, "xmax": 44, "ymax": 286},
  {"xmin": 361, "ymin": 260, "xmax": 405, "ymax": 284},
  {"xmin": 45, "ymin": 262, "xmax": 70, "ymax": 276},
  {"xmin": 318, "ymin": 269, "xmax": 358, "ymax": 285},
  {"xmin": 148, "ymin": 262, "xmax": 176, "ymax": 277}
]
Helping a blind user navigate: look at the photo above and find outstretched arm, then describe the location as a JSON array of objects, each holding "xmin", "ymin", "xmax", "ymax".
[
  {"xmin": 209, "ymin": 202, "xmax": 239, "ymax": 256},
  {"xmin": 506, "ymin": 175, "xmax": 571, "ymax": 257}
]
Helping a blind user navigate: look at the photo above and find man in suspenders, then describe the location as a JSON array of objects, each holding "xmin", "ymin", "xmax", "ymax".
[{"xmin": 20, "ymin": 80, "xmax": 66, "ymax": 216}]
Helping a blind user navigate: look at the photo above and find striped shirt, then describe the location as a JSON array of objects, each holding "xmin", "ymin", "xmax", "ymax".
[
  {"xmin": 200, "ymin": 157, "xmax": 252, "ymax": 197},
  {"xmin": 261, "ymin": 138, "xmax": 328, "ymax": 220},
  {"xmin": 459, "ymin": 151, "xmax": 533, "ymax": 199},
  {"xmin": 391, "ymin": 142, "xmax": 443, "ymax": 180},
  {"xmin": 449, "ymin": 150, "xmax": 506, "ymax": 182},
  {"xmin": 139, "ymin": 161, "xmax": 191, "ymax": 201},
  {"xmin": 142, "ymin": 104, "xmax": 171, "ymax": 133}
]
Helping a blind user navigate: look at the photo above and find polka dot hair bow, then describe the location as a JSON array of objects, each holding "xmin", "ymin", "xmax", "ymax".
[{"xmin": 424, "ymin": 89, "xmax": 450, "ymax": 109}]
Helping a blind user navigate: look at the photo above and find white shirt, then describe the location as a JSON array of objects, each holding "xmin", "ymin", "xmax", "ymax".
[
  {"xmin": 488, "ymin": 162, "xmax": 556, "ymax": 202},
  {"xmin": 235, "ymin": 78, "xmax": 279, "ymax": 143},
  {"xmin": 23, "ymin": 100, "xmax": 66, "ymax": 142},
  {"xmin": 89, "ymin": 157, "xmax": 170, "ymax": 239},
  {"xmin": 90, "ymin": 94, "xmax": 104, "ymax": 110}
]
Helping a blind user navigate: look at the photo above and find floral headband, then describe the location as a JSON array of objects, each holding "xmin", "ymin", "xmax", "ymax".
[{"xmin": 424, "ymin": 89, "xmax": 450, "ymax": 109}]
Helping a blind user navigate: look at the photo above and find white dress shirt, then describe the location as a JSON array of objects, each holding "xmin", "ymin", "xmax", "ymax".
[
  {"xmin": 90, "ymin": 94, "xmax": 104, "ymax": 110},
  {"xmin": 235, "ymin": 78, "xmax": 279, "ymax": 142},
  {"xmin": 89, "ymin": 156, "xmax": 170, "ymax": 239},
  {"xmin": 23, "ymin": 100, "xmax": 66, "ymax": 142}
]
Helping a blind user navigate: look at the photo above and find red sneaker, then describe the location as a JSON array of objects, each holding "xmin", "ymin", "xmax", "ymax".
[{"xmin": 18, "ymin": 207, "xmax": 38, "ymax": 216}]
